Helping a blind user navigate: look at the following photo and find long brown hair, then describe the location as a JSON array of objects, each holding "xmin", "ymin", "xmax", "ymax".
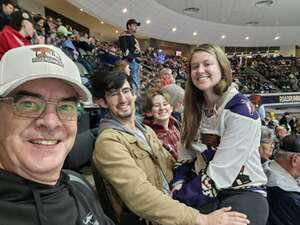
[{"xmin": 182, "ymin": 43, "xmax": 232, "ymax": 149}]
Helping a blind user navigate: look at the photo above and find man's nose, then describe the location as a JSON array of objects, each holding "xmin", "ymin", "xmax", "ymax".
[{"xmin": 35, "ymin": 104, "xmax": 63, "ymax": 129}]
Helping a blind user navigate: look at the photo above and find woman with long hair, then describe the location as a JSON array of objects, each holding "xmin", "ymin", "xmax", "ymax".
[{"xmin": 174, "ymin": 43, "xmax": 268, "ymax": 225}]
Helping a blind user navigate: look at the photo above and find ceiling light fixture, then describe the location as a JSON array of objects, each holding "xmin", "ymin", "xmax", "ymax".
[
  {"xmin": 146, "ymin": 19, "xmax": 151, "ymax": 24},
  {"xmin": 255, "ymin": 0, "xmax": 274, "ymax": 7},
  {"xmin": 274, "ymin": 36, "xmax": 280, "ymax": 40},
  {"xmin": 193, "ymin": 32, "xmax": 197, "ymax": 36},
  {"xmin": 183, "ymin": 7, "xmax": 200, "ymax": 14},
  {"xmin": 115, "ymin": 30, "xmax": 119, "ymax": 34},
  {"xmin": 245, "ymin": 36, "xmax": 250, "ymax": 40},
  {"xmin": 221, "ymin": 35, "xmax": 226, "ymax": 39},
  {"xmin": 245, "ymin": 21, "xmax": 259, "ymax": 26},
  {"xmin": 122, "ymin": 8, "xmax": 127, "ymax": 13},
  {"xmin": 172, "ymin": 27, "xmax": 177, "ymax": 32}
]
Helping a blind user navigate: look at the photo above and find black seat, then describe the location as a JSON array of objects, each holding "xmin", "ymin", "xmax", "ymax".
[
  {"xmin": 64, "ymin": 128, "xmax": 98, "ymax": 171},
  {"xmin": 91, "ymin": 162, "xmax": 148, "ymax": 225},
  {"xmin": 91, "ymin": 162, "xmax": 120, "ymax": 224}
]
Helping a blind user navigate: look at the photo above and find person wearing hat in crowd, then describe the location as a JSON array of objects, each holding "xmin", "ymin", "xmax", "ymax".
[
  {"xmin": 263, "ymin": 135, "xmax": 300, "ymax": 225},
  {"xmin": 119, "ymin": 18, "xmax": 142, "ymax": 94},
  {"xmin": 0, "ymin": 0, "xmax": 17, "ymax": 31},
  {"xmin": 0, "ymin": 45, "xmax": 115, "ymax": 225},
  {"xmin": 279, "ymin": 112, "xmax": 290, "ymax": 131},
  {"xmin": 57, "ymin": 23, "xmax": 72, "ymax": 37},
  {"xmin": 0, "ymin": 8, "xmax": 33, "ymax": 59}
]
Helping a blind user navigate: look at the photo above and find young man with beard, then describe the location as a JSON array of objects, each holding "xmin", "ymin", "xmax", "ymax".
[{"xmin": 91, "ymin": 70, "xmax": 250, "ymax": 225}]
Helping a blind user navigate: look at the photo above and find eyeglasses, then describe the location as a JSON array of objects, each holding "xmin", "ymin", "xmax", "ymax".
[
  {"xmin": 106, "ymin": 87, "xmax": 133, "ymax": 99},
  {"xmin": 0, "ymin": 94, "xmax": 83, "ymax": 121},
  {"xmin": 261, "ymin": 140, "xmax": 274, "ymax": 146}
]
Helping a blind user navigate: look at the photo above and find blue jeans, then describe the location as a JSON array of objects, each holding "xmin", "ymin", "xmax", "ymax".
[{"xmin": 129, "ymin": 60, "xmax": 141, "ymax": 94}]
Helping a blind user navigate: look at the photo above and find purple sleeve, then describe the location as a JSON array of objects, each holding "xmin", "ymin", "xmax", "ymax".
[
  {"xmin": 172, "ymin": 161, "xmax": 195, "ymax": 185},
  {"xmin": 201, "ymin": 147, "xmax": 216, "ymax": 163},
  {"xmin": 172, "ymin": 172, "xmax": 217, "ymax": 209}
]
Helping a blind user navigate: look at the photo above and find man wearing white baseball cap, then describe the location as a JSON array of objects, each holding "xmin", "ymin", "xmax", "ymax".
[{"xmin": 0, "ymin": 44, "xmax": 114, "ymax": 225}]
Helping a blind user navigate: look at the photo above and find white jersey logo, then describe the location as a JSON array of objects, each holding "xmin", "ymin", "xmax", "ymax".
[{"xmin": 82, "ymin": 212, "xmax": 99, "ymax": 225}]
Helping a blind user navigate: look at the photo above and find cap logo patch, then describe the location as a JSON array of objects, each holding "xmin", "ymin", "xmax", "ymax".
[
  {"xmin": 31, "ymin": 47, "xmax": 64, "ymax": 67},
  {"xmin": 22, "ymin": 12, "xmax": 30, "ymax": 19}
]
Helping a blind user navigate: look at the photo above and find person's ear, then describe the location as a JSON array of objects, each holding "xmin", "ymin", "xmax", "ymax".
[
  {"xmin": 291, "ymin": 154, "xmax": 299, "ymax": 167},
  {"xmin": 95, "ymin": 98, "xmax": 108, "ymax": 108},
  {"xmin": 132, "ymin": 91, "xmax": 137, "ymax": 102},
  {"xmin": 21, "ymin": 20, "xmax": 25, "ymax": 28}
]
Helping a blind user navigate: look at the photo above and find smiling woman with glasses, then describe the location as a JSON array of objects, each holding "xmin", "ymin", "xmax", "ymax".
[{"xmin": 0, "ymin": 92, "xmax": 83, "ymax": 121}]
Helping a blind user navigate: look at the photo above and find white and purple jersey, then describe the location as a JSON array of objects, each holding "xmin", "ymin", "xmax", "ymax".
[{"xmin": 197, "ymin": 84, "xmax": 267, "ymax": 190}]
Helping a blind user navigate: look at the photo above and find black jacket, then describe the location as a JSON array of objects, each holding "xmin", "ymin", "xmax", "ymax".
[
  {"xmin": 0, "ymin": 11, "xmax": 10, "ymax": 31},
  {"xmin": 267, "ymin": 186, "xmax": 300, "ymax": 225},
  {"xmin": 0, "ymin": 169, "xmax": 115, "ymax": 225},
  {"xmin": 118, "ymin": 31, "xmax": 141, "ymax": 62}
]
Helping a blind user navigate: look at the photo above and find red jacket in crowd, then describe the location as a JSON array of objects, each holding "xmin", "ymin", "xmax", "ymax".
[
  {"xmin": 0, "ymin": 25, "xmax": 30, "ymax": 59},
  {"xmin": 144, "ymin": 116, "xmax": 180, "ymax": 160}
]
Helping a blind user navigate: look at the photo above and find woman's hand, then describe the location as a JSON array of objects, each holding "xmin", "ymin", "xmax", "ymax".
[
  {"xmin": 201, "ymin": 134, "xmax": 220, "ymax": 148},
  {"xmin": 196, "ymin": 207, "xmax": 250, "ymax": 225}
]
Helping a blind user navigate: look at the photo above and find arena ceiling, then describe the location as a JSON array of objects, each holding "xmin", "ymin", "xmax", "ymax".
[{"xmin": 67, "ymin": 0, "xmax": 300, "ymax": 47}]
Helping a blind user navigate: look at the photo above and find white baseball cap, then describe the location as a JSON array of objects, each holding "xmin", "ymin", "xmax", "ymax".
[{"xmin": 0, "ymin": 45, "xmax": 92, "ymax": 103}]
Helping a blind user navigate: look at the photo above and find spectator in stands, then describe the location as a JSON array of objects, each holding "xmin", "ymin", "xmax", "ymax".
[
  {"xmin": 91, "ymin": 71, "xmax": 249, "ymax": 225},
  {"xmin": 289, "ymin": 116, "xmax": 298, "ymax": 134},
  {"xmin": 177, "ymin": 43, "xmax": 268, "ymax": 225},
  {"xmin": 56, "ymin": 24, "xmax": 79, "ymax": 60},
  {"xmin": 263, "ymin": 135, "xmax": 300, "ymax": 225},
  {"xmin": 0, "ymin": 9, "xmax": 33, "ymax": 59},
  {"xmin": 0, "ymin": 0, "xmax": 16, "ymax": 31},
  {"xmin": 33, "ymin": 13, "xmax": 46, "ymax": 41},
  {"xmin": 259, "ymin": 126, "xmax": 275, "ymax": 164},
  {"xmin": 275, "ymin": 125, "xmax": 289, "ymax": 141},
  {"xmin": 72, "ymin": 31, "xmax": 94, "ymax": 53},
  {"xmin": 119, "ymin": 19, "xmax": 142, "ymax": 94},
  {"xmin": 159, "ymin": 68, "xmax": 173, "ymax": 86},
  {"xmin": 142, "ymin": 88, "xmax": 181, "ymax": 160},
  {"xmin": 114, "ymin": 60, "xmax": 136, "ymax": 91},
  {"xmin": 0, "ymin": 45, "xmax": 114, "ymax": 225},
  {"xmin": 249, "ymin": 94, "xmax": 266, "ymax": 122},
  {"xmin": 274, "ymin": 125, "xmax": 289, "ymax": 151},
  {"xmin": 98, "ymin": 44, "xmax": 121, "ymax": 65},
  {"xmin": 160, "ymin": 69, "xmax": 185, "ymax": 122},
  {"xmin": 279, "ymin": 112, "xmax": 290, "ymax": 131},
  {"xmin": 267, "ymin": 112, "xmax": 279, "ymax": 129},
  {"xmin": 114, "ymin": 59, "xmax": 130, "ymax": 76},
  {"xmin": 44, "ymin": 16, "xmax": 57, "ymax": 44}
]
